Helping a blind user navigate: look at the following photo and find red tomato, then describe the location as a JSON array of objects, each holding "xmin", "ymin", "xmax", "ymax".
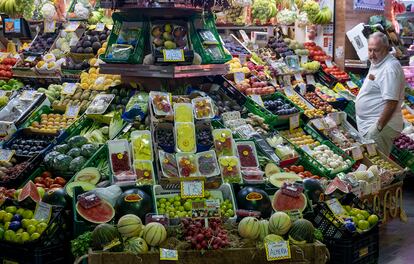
[
  {"xmin": 44, "ymin": 178, "xmax": 54, "ymax": 187},
  {"xmin": 49, "ymin": 184, "xmax": 62, "ymax": 189},
  {"xmin": 297, "ymin": 165, "xmax": 304, "ymax": 173}
]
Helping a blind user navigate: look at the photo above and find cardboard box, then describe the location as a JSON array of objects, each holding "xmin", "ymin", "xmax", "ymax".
[{"xmin": 346, "ymin": 23, "xmax": 369, "ymax": 62}]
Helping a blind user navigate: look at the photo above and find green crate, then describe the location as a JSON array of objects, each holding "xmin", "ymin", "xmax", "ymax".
[
  {"xmin": 344, "ymin": 100, "xmax": 357, "ymax": 126},
  {"xmin": 190, "ymin": 13, "xmax": 232, "ymax": 64},
  {"xmin": 100, "ymin": 12, "xmax": 148, "ymax": 64},
  {"xmin": 391, "ymin": 145, "xmax": 414, "ymax": 172},
  {"xmin": 243, "ymin": 92, "xmax": 304, "ymax": 128}
]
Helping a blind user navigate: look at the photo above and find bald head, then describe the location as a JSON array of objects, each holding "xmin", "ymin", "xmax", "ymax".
[{"xmin": 368, "ymin": 32, "xmax": 389, "ymax": 64}]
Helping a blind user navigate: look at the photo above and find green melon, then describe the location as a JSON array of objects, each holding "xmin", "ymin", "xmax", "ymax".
[
  {"xmin": 238, "ymin": 216, "xmax": 260, "ymax": 240},
  {"xmin": 269, "ymin": 212, "xmax": 292, "ymax": 236},
  {"xmin": 117, "ymin": 214, "xmax": 143, "ymax": 238},
  {"xmin": 258, "ymin": 219, "xmax": 269, "ymax": 240},
  {"xmin": 91, "ymin": 223, "xmax": 123, "ymax": 252},
  {"xmin": 142, "ymin": 222, "xmax": 167, "ymax": 246},
  {"xmin": 74, "ymin": 167, "xmax": 101, "ymax": 185},
  {"xmin": 288, "ymin": 219, "xmax": 315, "ymax": 244},
  {"xmin": 124, "ymin": 237, "xmax": 148, "ymax": 254}
]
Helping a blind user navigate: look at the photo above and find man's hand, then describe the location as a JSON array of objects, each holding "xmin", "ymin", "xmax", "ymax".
[{"xmin": 377, "ymin": 100, "xmax": 399, "ymax": 129}]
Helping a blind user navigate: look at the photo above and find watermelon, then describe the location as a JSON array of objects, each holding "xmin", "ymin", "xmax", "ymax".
[
  {"xmin": 142, "ymin": 222, "xmax": 167, "ymax": 246},
  {"xmin": 117, "ymin": 214, "xmax": 143, "ymax": 238},
  {"xmin": 42, "ymin": 188, "xmax": 68, "ymax": 207},
  {"xmin": 124, "ymin": 237, "xmax": 148, "ymax": 254},
  {"xmin": 74, "ymin": 167, "xmax": 101, "ymax": 185},
  {"xmin": 76, "ymin": 200, "xmax": 115, "ymax": 224},
  {"xmin": 238, "ymin": 216, "xmax": 260, "ymax": 239},
  {"xmin": 272, "ymin": 190, "xmax": 307, "ymax": 212},
  {"xmin": 92, "ymin": 223, "xmax": 123, "ymax": 251},
  {"xmin": 237, "ymin": 187, "xmax": 272, "ymax": 218},
  {"xmin": 258, "ymin": 219, "xmax": 269, "ymax": 240},
  {"xmin": 18, "ymin": 181, "xmax": 41, "ymax": 208},
  {"xmin": 115, "ymin": 189, "xmax": 152, "ymax": 221},
  {"xmin": 269, "ymin": 212, "xmax": 292, "ymax": 235},
  {"xmin": 288, "ymin": 219, "xmax": 315, "ymax": 244}
]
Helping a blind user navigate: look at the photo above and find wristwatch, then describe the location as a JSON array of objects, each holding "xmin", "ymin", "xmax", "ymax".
[{"xmin": 376, "ymin": 123, "xmax": 383, "ymax": 132}]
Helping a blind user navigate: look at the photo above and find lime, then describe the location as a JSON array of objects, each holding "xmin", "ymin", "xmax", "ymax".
[
  {"xmin": 224, "ymin": 213, "xmax": 231, "ymax": 218},
  {"xmin": 28, "ymin": 219, "xmax": 39, "ymax": 226},
  {"xmin": 158, "ymin": 208, "xmax": 165, "ymax": 214},
  {"xmin": 22, "ymin": 210, "xmax": 34, "ymax": 220},
  {"xmin": 159, "ymin": 198, "xmax": 167, "ymax": 204},
  {"xmin": 178, "ymin": 211, "xmax": 186, "ymax": 218},
  {"xmin": 168, "ymin": 212, "xmax": 175, "ymax": 218},
  {"xmin": 21, "ymin": 232, "xmax": 30, "ymax": 243},
  {"xmin": 30, "ymin": 232, "xmax": 41, "ymax": 241},
  {"xmin": 357, "ymin": 220, "xmax": 370, "ymax": 230},
  {"xmin": 221, "ymin": 205, "xmax": 228, "ymax": 211},
  {"xmin": 17, "ymin": 228, "xmax": 24, "ymax": 234},
  {"xmin": 21, "ymin": 219, "xmax": 29, "ymax": 228},
  {"xmin": 4, "ymin": 230, "xmax": 15, "ymax": 241},
  {"xmin": 0, "ymin": 210, "xmax": 6, "ymax": 221},
  {"xmin": 165, "ymin": 202, "xmax": 171, "ymax": 207},
  {"xmin": 227, "ymin": 209, "xmax": 234, "ymax": 216},
  {"xmin": 14, "ymin": 233, "xmax": 22, "ymax": 244},
  {"xmin": 37, "ymin": 223, "xmax": 48, "ymax": 234},
  {"xmin": 16, "ymin": 208, "xmax": 25, "ymax": 216},
  {"xmin": 3, "ymin": 213, "xmax": 13, "ymax": 223},
  {"xmin": 159, "ymin": 203, "xmax": 166, "ymax": 208},
  {"xmin": 174, "ymin": 196, "xmax": 181, "ymax": 201},
  {"xmin": 350, "ymin": 208, "xmax": 360, "ymax": 216},
  {"xmin": 360, "ymin": 210, "xmax": 370, "ymax": 219},
  {"xmin": 178, "ymin": 206, "xmax": 184, "ymax": 212},
  {"xmin": 344, "ymin": 205, "xmax": 352, "ymax": 212},
  {"xmin": 367, "ymin": 215, "xmax": 379, "ymax": 226},
  {"xmin": 356, "ymin": 214, "xmax": 365, "ymax": 221},
  {"xmin": 26, "ymin": 225, "xmax": 36, "ymax": 235},
  {"xmin": 168, "ymin": 197, "xmax": 175, "ymax": 204},
  {"xmin": 5, "ymin": 206, "xmax": 17, "ymax": 214},
  {"xmin": 183, "ymin": 201, "xmax": 192, "ymax": 211},
  {"xmin": 173, "ymin": 201, "xmax": 181, "ymax": 207}
]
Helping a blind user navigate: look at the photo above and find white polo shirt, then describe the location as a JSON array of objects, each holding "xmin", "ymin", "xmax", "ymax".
[{"xmin": 355, "ymin": 54, "xmax": 405, "ymax": 136}]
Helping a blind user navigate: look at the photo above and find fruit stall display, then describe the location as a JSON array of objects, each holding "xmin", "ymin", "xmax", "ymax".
[{"xmin": 0, "ymin": 1, "xmax": 407, "ymax": 263}]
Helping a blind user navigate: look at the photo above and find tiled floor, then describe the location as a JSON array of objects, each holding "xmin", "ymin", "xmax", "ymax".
[{"xmin": 378, "ymin": 178, "xmax": 414, "ymax": 264}]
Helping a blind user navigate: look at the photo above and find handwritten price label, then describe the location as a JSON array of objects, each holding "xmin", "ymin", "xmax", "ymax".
[
  {"xmin": 62, "ymin": 83, "xmax": 77, "ymax": 95},
  {"xmin": 44, "ymin": 20, "xmax": 56, "ymax": 33},
  {"xmin": 351, "ymin": 145, "xmax": 363, "ymax": 160},
  {"xmin": 65, "ymin": 21, "xmax": 80, "ymax": 32},
  {"xmin": 326, "ymin": 198, "xmax": 346, "ymax": 216},
  {"xmin": 289, "ymin": 114, "xmax": 300, "ymax": 131},
  {"xmin": 163, "ymin": 49, "xmax": 185, "ymax": 62},
  {"xmin": 265, "ymin": 241, "xmax": 291, "ymax": 261},
  {"xmin": 0, "ymin": 149, "xmax": 14, "ymax": 162},
  {"xmin": 160, "ymin": 248, "xmax": 178, "ymax": 260},
  {"xmin": 283, "ymin": 75, "xmax": 292, "ymax": 87},
  {"xmin": 95, "ymin": 23, "xmax": 105, "ymax": 32},
  {"xmin": 65, "ymin": 104, "xmax": 80, "ymax": 119},
  {"xmin": 366, "ymin": 143, "xmax": 377, "ymax": 157},
  {"xmin": 294, "ymin": 73, "xmax": 303, "ymax": 82},
  {"xmin": 249, "ymin": 94, "xmax": 264, "ymax": 107},
  {"xmin": 234, "ymin": 72, "xmax": 245, "ymax": 84},
  {"xmin": 181, "ymin": 180, "xmax": 204, "ymax": 198},
  {"xmin": 286, "ymin": 209, "xmax": 303, "ymax": 222},
  {"xmin": 239, "ymin": 54, "xmax": 246, "ymax": 65},
  {"xmin": 301, "ymin": 55, "xmax": 308, "ymax": 64},
  {"xmin": 34, "ymin": 201, "xmax": 52, "ymax": 223},
  {"xmin": 306, "ymin": 75, "xmax": 316, "ymax": 85}
]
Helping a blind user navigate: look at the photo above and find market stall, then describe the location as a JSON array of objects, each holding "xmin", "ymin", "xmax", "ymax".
[{"xmin": 0, "ymin": 0, "xmax": 410, "ymax": 264}]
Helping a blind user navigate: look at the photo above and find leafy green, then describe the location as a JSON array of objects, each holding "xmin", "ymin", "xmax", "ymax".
[
  {"xmin": 109, "ymin": 111, "xmax": 124, "ymax": 139},
  {"xmin": 71, "ymin": 232, "xmax": 92, "ymax": 258}
]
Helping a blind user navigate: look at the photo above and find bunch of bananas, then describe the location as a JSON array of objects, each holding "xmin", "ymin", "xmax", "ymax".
[
  {"xmin": 0, "ymin": 0, "xmax": 18, "ymax": 16},
  {"xmin": 311, "ymin": 6, "xmax": 332, "ymax": 25}
]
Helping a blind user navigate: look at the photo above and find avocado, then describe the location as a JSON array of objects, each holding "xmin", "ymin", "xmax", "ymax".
[
  {"xmin": 92, "ymin": 42, "xmax": 101, "ymax": 52},
  {"xmin": 90, "ymin": 36, "xmax": 99, "ymax": 43},
  {"xmin": 99, "ymin": 34, "xmax": 107, "ymax": 41}
]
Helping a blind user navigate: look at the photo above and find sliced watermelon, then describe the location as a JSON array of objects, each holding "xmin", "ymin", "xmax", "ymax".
[
  {"xmin": 76, "ymin": 200, "xmax": 115, "ymax": 224},
  {"xmin": 18, "ymin": 181, "xmax": 41, "ymax": 207},
  {"xmin": 65, "ymin": 181, "xmax": 96, "ymax": 198},
  {"xmin": 272, "ymin": 190, "xmax": 307, "ymax": 212},
  {"xmin": 325, "ymin": 177, "xmax": 349, "ymax": 195}
]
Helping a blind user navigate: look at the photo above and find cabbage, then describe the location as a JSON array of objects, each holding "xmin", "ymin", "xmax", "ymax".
[
  {"xmin": 74, "ymin": 3, "xmax": 90, "ymax": 19},
  {"xmin": 41, "ymin": 2, "xmax": 56, "ymax": 20}
]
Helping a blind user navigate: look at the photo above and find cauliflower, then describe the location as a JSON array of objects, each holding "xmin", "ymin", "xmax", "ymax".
[
  {"xmin": 41, "ymin": 2, "xmax": 57, "ymax": 20},
  {"xmin": 74, "ymin": 3, "xmax": 90, "ymax": 19}
]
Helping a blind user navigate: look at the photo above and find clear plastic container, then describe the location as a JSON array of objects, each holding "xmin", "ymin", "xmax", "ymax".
[
  {"xmin": 131, "ymin": 130, "xmax": 153, "ymax": 161},
  {"xmin": 108, "ymin": 140, "xmax": 135, "ymax": 185},
  {"xmin": 176, "ymin": 152, "xmax": 198, "ymax": 177},
  {"xmin": 85, "ymin": 94, "xmax": 115, "ymax": 115},
  {"xmin": 218, "ymin": 156, "xmax": 242, "ymax": 183},
  {"xmin": 158, "ymin": 150, "xmax": 179, "ymax": 178},
  {"xmin": 133, "ymin": 160, "xmax": 155, "ymax": 185},
  {"xmin": 236, "ymin": 141, "xmax": 259, "ymax": 168},
  {"xmin": 174, "ymin": 103, "xmax": 193, "ymax": 123},
  {"xmin": 150, "ymin": 91, "xmax": 172, "ymax": 116},
  {"xmin": 213, "ymin": 129, "xmax": 235, "ymax": 157},
  {"xmin": 241, "ymin": 168, "xmax": 265, "ymax": 184},
  {"xmin": 175, "ymin": 122, "xmax": 196, "ymax": 153},
  {"xmin": 196, "ymin": 150, "xmax": 220, "ymax": 177},
  {"xmin": 192, "ymin": 97, "xmax": 215, "ymax": 119}
]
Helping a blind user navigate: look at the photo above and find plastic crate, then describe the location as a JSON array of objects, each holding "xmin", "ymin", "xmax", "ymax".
[
  {"xmin": 190, "ymin": 13, "xmax": 232, "ymax": 64},
  {"xmin": 391, "ymin": 145, "xmax": 414, "ymax": 172},
  {"xmin": 243, "ymin": 92, "xmax": 304, "ymax": 128},
  {"xmin": 344, "ymin": 100, "xmax": 357, "ymax": 129}
]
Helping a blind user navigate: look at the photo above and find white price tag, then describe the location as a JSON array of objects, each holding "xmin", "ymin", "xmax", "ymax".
[
  {"xmin": 65, "ymin": 21, "xmax": 80, "ymax": 32},
  {"xmin": 294, "ymin": 73, "xmax": 303, "ymax": 82},
  {"xmin": 328, "ymin": 112, "xmax": 341, "ymax": 124},
  {"xmin": 366, "ymin": 143, "xmax": 377, "ymax": 157},
  {"xmin": 301, "ymin": 145, "xmax": 313, "ymax": 155},
  {"xmin": 34, "ymin": 201, "xmax": 52, "ymax": 223},
  {"xmin": 284, "ymin": 86, "xmax": 294, "ymax": 96},
  {"xmin": 265, "ymin": 241, "xmax": 291, "ymax": 261},
  {"xmin": 0, "ymin": 149, "xmax": 14, "ymax": 162},
  {"xmin": 25, "ymin": 56, "xmax": 37, "ymax": 62},
  {"xmin": 326, "ymin": 198, "xmax": 346, "ymax": 216},
  {"xmin": 298, "ymin": 83, "xmax": 307, "ymax": 95},
  {"xmin": 62, "ymin": 83, "xmax": 77, "ymax": 95},
  {"xmin": 0, "ymin": 121, "xmax": 16, "ymax": 137},
  {"xmin": 44, "ymin": 20, "xmax": 56, "ymax": 33},
  {"xmin": 306, "ymin": 75, "xmax": 316, "ymax": 84},
  {"xmin": 300, "ymin": 56, "xmax": 308, "ymax": 64},
  {"xmin": 65, "ymin": 104, "xmax": 80, "ymax": 119},
  {"xmin": 0, "ymin": 90, "xmax": 6, "ymax": 97},
  {"xmin": 239, "ymin": 30, "xmax": 250, "ymax": 43},
  {"xmin": 95, "ymin": 23, "xmax": 105, "ymax": 32},
  {"xmin": 249, "ymin": 94, "xmax": 264, "ymax": 106},
  {"xmin": 289, "ymin": 114, "xmax": 300, "ymax": 131},
  {"xmin": 160, "ymin": 248, "xmax": 178, "ymax": 260},
  {"xmin": 239, "ymin": 54, "xmax": 246, "ymax": 65},
  {"xmin": 69, "ymin": 37, "xmax": 78, "ymax": 47},
  {"xmin": 21, "ymin": 90, "xmax": 36, "ymax": 100},
  {"xmin": 234, "ymin": 72, "xmax": 245, "ymax": 84},
  {"xmin": 346, "ymin": 81, "xmax": 358, "ymax": 89},
  {"xmin": 325, "ymin": 59, "xmax": 333, "ymax": 68},
  {"xmin": 324, "ymin": 116, "xmax": 337, "ymax": 128},
  {"xmin": 181, "ymin": 180, "xmax": 204, "ymax": 198},
  {"xmin": 351, "ymin": 145, "xmax": 363, "ymax": 160},
  {"xmin": 163, "ymin": 49, "xmax": 185, "ymax": 62},
  {"xmin": 283, "ymin": 75, "xmax": 291, "ymax": 87}
]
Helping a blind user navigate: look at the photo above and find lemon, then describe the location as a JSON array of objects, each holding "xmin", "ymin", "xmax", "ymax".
[
  {"xmin": 89, "ymin": 67, "xmax": 96, "ymax": 74},
  {"xmin": 89, "ymin": 58, "xmax": 97, "ymax": 66},
  {"xmin": 357, "ymin": 220, "xmax": 370, "ymax": 230},
  {"xmin": 14, "ymin": 233, "xmax": 22, "ymax": 243},
  {"xmin": 80, "ymin": 83, "xmax": 89, "ymax": 89},
  {"xmin": 367, "ymin": 215, "xmax": 379, "ymax": 226},
  {"xmin": 4, "ymin": 221, "xmax": 10, "ymax": 230},
  {"xmin": 360, "ymin": 210, "xmax": 370, "ymax": 220},
  {"xmin": 37, "ymin": 222, "xmax": 48, "ymax": 234}
]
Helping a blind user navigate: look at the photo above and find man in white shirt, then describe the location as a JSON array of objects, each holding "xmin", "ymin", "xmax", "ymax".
[{"xmin": 355, "ymin": 32, "xmax": 405, "ymax": 155}]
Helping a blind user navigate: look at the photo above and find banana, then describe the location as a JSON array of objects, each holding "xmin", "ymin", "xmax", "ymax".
[{"xmin": 0, "ymin": 0, "xmax": 5, "ymax": 12}]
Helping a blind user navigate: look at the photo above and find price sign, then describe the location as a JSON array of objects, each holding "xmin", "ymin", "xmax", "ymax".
[
  {"xmin": 69, "ymin": 37, "xmax": 78, "ymax": 47},
  {"xmin": 351, "ymin": 145, "xmax": 363, "ymax": 160},
  {"xmin": 0, "ymin": 121, "xmax": 16, "ymax": 137},
  {"xmin": 265, "ymin": 241, "xmax": 291, "ymax": 261},
  {"xmin": 65, "ymin": 21, "xmax": 80, "ymax": 32},
  {"xmin": 96, "ymin": 23, "xmax": 105, "ymax": 32},
  {"xmin": 325, "ymin": 59, "xmax": 333, "ymax": 68},
  {"xmin": 286, "ymin": 209, "xmax": 303, "ymax": 222},
  {"xmin": 62, "ymin": 83, "xmax": 77, "ymax": 95},
  {"xmin": 328, "ymin": 112, "xmax": 341, "ymax": 124},
  {"xmin": 300, "ymin": 55, "xmax": 308, "ymax": 64},
  {"xmin": 234, "ymin": 72, "xmax": 245, "ymax": 84},
  {"xmin": 205, "ymin": 199, "xmax": 221, "ymax": 218},
  {"xmin": 289, "ymin": 114, "xmax": 300, "ymax": 131},
  {"xmin": 160, "ymin": 248, "xmax": 178, "ymax": 260},
  {"xmin": 298, "ymin": 83, "xmax": 306, "ymax": 95},
  {"xmin": 25, "ymin": 56, "xmax": 37, "ymax": 62},
  {"xmin": 249, "ymin": 94, "xmax": 264, "ymax": 107},
  {"xmin": 326, "ymin": 198, "xmax": 346, "ymax": 216},
  {"xmin": 0, "ymin": 149, "xmax": 14, "ymax": 162},
  {"xmin": 284, "ymin": 86, "xmax": 294, "ymax": 96},
  {"xmin": 181, "ymin": 180, "xmax": 204, "ymax": 198},
  {"xmin": 34, "ymin": 201, "xmax": 52, "ymax": 223},
  {"xmin": 294, "ymin": 73, "xmax": 303, "ymax": 82},
  {"xmin": 163, "ymin": 49, "xmax": 185, "ymax": 62},
  {"xmin": 333, "ymin": 82, "xmax": 346, "ymax": 93},
  {"xmin": 283, "ymin": 75, "xmax": 291, "ymax": 87},
  {"xmin": 44, "ymin": 20, "xmax": 56, "ymax": 33},
  {"xmin": 366, "ymin": 143, "xmax": 377, "ymax": 157},
  {"xmin": 346, "ymin": 81, "xmax": 358, "ymax": 89},
  {"xmin": 306, "ymin": 75, "xmax": 315, "ymax": 85},
  {"xmin": 65, "ymin": 104, "xmax": 80, "ymax": 119},
  {"xmin": 267, "ymin": 26, "xmax": 274, "ymax": 37},
  {"xmin": 239, "ymin": 54, "xmax": 246, "ymax": 65},
  {"xmin": 301, "ymin": 145, "xmax": 313, "ymax": 155}
]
